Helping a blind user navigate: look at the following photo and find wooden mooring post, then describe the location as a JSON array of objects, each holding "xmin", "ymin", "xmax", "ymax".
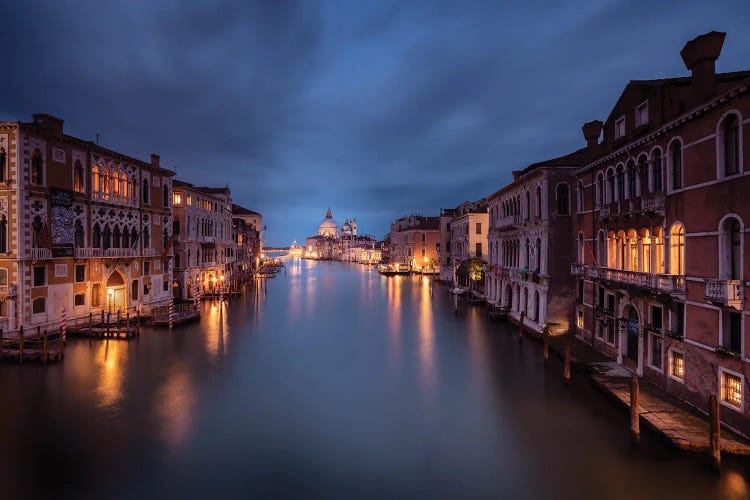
[
  {"xmin": 106, "ymin": 312, "xmax": 111, "ymax": 336},
  {"xmin": 564, "ymin": 344, "xmax": 571, "ymax": 384},
  {"xmin": 630, "ymin": 376, "xmax": 640, "ymax": 445},
  {"xmin": 89, "ymin": 312, "xmax": 93, "ymax": 336},
  {"xmin": 18, "ymin": 325, "xmax": 24, "ymax": 363},
  {"xmin": 518, "ymin": 311, "xmax": 525, "ymax": 343},
  {"xmin": 709, "ymin": 394, "xmax": 721, "ymax": 472}
]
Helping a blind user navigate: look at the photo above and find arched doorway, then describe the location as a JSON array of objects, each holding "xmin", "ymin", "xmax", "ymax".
[
  {"xmin": 106, "ymin": 271, "xmax": 127, "ymax": 313},
  {"xmin": 173, "ymin": 280, "xmax": 182, "ymax": 300},
  {"xmin": 623, "ymin": 305, "xmax": 640, "ymax": 364},
  {"xmin": 505, "ymin": 284, "xmax": 513, "ymax": 309}
]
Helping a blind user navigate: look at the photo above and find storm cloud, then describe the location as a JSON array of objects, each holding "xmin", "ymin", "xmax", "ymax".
[{"xmin": 2, "ymin": 0, "xmax": 749, "ymax": 244}]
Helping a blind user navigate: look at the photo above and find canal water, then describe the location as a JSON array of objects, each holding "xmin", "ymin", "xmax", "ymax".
[{"xmin": 0, "ymin": 260, "xmax": 747, "ymax": 499}]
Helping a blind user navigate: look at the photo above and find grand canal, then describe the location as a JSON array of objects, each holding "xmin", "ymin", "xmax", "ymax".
[{"xmin": 0, "ymin": 260, "xmax": 747, "ymax": 499}]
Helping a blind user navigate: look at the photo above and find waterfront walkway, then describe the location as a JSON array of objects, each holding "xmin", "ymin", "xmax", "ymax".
[{"xmin": 516, "ymin": 321, "xmax": 750, "ymax": 456}]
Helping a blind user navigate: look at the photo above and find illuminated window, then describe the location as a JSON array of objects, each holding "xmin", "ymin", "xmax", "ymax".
[
  {"xmin": 669, "ymin": 350, "xmax": 684, "ymax": 381},
  {"xmin": 721, "ymin": 371, "xmax": 743, "ymax": 409},
  {"xmin": 669, "ymin": 223, "xmax": 684, "ymax": 275},
  {"xmin": 73, "ymin": 160, "xmax": 84, "ymax": 193},
  {"xmin": 576, "ymin": 310, "xmax": 584, "ymax": 329},
  {"xmin": 173, "ymin": 193, "xmax": 182, "ymax": 205},
  {"xmin": 92, "ymin": 165, "xmax": 100, "ymax": 192},
  {"xmin": 186, "ymin": 194, "xmax": 192, "ymax": 206}
]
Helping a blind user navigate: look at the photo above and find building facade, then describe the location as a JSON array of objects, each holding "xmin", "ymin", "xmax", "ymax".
[
  {"xmin": 389, "ymin": 215, "xmax": 440, "ymax": 272},
  {"xmin": 485, "ymin": 148, "xmax": 590, "ymax": 335},
  {"xmin": 0, "ymin": 114, "xmax": 174, "ymax": 331},
  {"xmin": 172, "ymin": 181, "xmax": 233, "ymax": 298},
  {"xmin": 232, "ymin": 204, "xmax": 263, "ymax": 281},
  {"xmin": 572, "ymin": 32, "xmax": 750, "ymax": 434},
  {"xmin": 438, "ymin": 200, "xmax": 488, "ymax": 284}
]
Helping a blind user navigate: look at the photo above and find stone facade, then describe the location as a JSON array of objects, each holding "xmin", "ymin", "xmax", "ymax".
[
  {"xmin": 0, "ymin": 114, "xmax": 174, "ymax": 331},
  {"xmin": 572, "ymin": 32, "xmax": 750, "ymax": 435}
]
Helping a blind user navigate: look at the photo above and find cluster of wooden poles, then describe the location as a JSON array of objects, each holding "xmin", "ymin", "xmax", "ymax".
[{"xmin": 516, "ymin": 310, "xmax": 723, "ymax": 472}]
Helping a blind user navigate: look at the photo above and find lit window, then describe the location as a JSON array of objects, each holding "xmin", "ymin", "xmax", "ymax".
[
  {"xmin": 186, "ymin": 194, "xmax": 192, "ymax": 206},
  {"xmin": 669, "ymin": 351, "xmax": 684, "ymax": 381},
  {"xmin": 635, "ymin": 101, "xmax": 648, "ymax": 127},
  {"xmin": 721, "ymin": 371, "xmax": 742, "ymax": 408},
  {"xmin": 173, "ymin": 193, "xmax": 182, "ymax": 205},
  {"xmin": 576, "ymin": 310, "xmax": 584, "ymax": 329},
  {"xmin": 615, "ymin": 116, "xmax": 625, "ymax": 139}
]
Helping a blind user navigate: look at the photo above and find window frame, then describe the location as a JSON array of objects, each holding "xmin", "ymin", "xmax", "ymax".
[
  {"xmin": 635, "ymin": 100, "xmax": 649, "ymax": 127},
  {"xmin": 668, "ymin": 348, "xmax": 685, "ymax": 383},
  {"xmin": 719, "ymin": 367, "xmax": 744, "ymax": 412},
  {"xmin": 614, "ymin": 116, "xmax": 626, "ymax": 140}
]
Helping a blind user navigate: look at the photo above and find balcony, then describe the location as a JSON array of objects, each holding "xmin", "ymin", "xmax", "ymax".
[
  {"xmin": 588, "ymin": 266, "xmax": 685, "ymax": 295},
  {"xmin": 570, "ymin": 262, "xmax": 584, "ymax": 277},
  {"xmin": 104, "ymin": 248, "xmax": 139, "ymax": 258},
  {"xmin": 74, "ymin": 248, "xmax": 103, "ymax": 258},
  {"xmin": 705, "ymin": 279, "xmax": 744, "ymax": 309},
  {"xmin": 642, "ymin": 193, "xmax": 666, "ymax": 212},
  {"xmin": 143, "ymin": 248, "xmax": 156, "ymax": 257},
  {"xmin": 29, "ymin": 248, "xmax": 52, "ymax": 260},
  {"xmin": 509, "ymin": 268, "xmax": 522, "ymax": 281},
  {"xmin": 494, "ymin": 215, "xmax": 520, "ymax": 231}
]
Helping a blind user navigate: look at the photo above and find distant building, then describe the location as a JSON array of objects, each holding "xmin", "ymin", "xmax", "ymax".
[
  {"xmin": 439, "ymin": 200, "xmax": 488, "ymax": 284},
  {"xmin": 388, "ymin": 215, "xmax": 440, "ymax": 273},
  {"xmin": 305, "ymin": 209, "xmax": 379, "ymax": 263}
]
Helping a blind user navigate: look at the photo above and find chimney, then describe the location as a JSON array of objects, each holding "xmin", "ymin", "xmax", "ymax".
[
  {"xmin": 150, "ymin": 154, "xmax": 160, "ymax": 168},
  {"xmin": 582, "ymin": 120, "xmax": 603, "ymax": 148},
  {"xmin": 680, "ymin": 31, "xmax": 726, "ymax": 102},
  {"xmin": 32, "ymin": 114, "xmax": 64, "ymax": 135}
]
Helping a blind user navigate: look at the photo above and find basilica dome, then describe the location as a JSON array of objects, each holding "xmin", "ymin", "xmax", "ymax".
[{"xmin": 318, "ymin": 208, "xmax": 338, "ymax": 237}]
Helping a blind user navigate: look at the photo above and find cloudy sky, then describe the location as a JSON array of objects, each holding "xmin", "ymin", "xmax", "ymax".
[{"xmin": 2, "ymin": 0, "xmax": 749, "ymax": 245}]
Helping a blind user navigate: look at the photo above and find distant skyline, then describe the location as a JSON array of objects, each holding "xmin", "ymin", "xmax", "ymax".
[{"xmin": 3, "ymin": 0, "xmax": 750, "ymax": 245}]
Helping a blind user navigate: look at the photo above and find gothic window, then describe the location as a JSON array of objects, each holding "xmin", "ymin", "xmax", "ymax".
[
  {"xmin": 721, "ymin": 217, "xmax": 742, "ymax": 280},
  {"xmin": 163, "ymin": 184, "xmax": 169, "ymax": 207},
  {"xmin": 626, "ymin": 160, "xmax": 636, "ymax": 199},
  {"xmin": 0, "ymin": 147, "xmax": 6, "ymax": 183},
  {"xmin": 122, "ymin": 227, "xmax": 130, "ymax": 248},
  {"xmin": 652, "ymin": 149, "xmax": 663, "ymax": 193},
  {"xmin": 163, "ymin": 227, "xmax": 169, "ymax": 249},
  {"xmin": 670, "ymin": 140, "xmax": 683, "ymax": 190},
  {"xmin": 113, "ymin": 226, "xmax": 121, "ymax": 248},
  {"xmin": 143, "ymin": 227, "xmax": 150, "ymax": 248},
  {"xmin": 669, "ymin": 223, "xmax": 685, "ymax": 275},
  {"xmin": 31, "ymin": 216, "xmax": 43, "ymax": 248},
  {"xmin": 143, "ymin": 179, "xmax": 150, "ymax": 204},
  {"xmin": 722, "ymin": 114, "xmax": 740, "ymax": 176},
  {"xmin": 596, "ymin": 173, "xmax": 604, "ymax": 206},
  {"xmin": 74, "ymin": 160, "xmax": 84, "ymax": 193},
  {"xmin": 31, "ymin": 150, "xmax": 43, "ymax": 185},
  {"xmin": 74, "ymin": 220, "xmax": 84, "ymax": 248},
  {"xmin": 0, "ymin": 215, "xmax": 7, "ymax": 253},
  {"xmin": 92, "ymin": 223, "xmax": 101, "ymax": 248},
  {"xmin": 92, "ymin": 165, "xmax": 100, "ymax": 192},
  {"xmin": 616, "ymin": 165, "xmax": 625, "ymax": 201},
  {"xmin": 536, "ymin": 186, "xmax": 542, "ymax": 218},
  {"xmin": 102, "ymin": 225, "xmax": 111, "ymax": 250}
]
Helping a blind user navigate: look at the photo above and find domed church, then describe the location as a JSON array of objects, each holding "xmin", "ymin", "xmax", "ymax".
[{"xmin": 318, "ymin": 208, "xmax": 338, "ymax": 238}]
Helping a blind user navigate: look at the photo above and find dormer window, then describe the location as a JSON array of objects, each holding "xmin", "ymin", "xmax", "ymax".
[
  {"xmin": 635, "ymin": 101, "xmax": 649, "ymax": 127},
  {"xmin": 615, "ymin": 116, "xmax": 625, "ymax": 139}
]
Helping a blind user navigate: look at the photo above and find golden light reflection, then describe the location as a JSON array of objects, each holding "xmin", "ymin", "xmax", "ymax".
[
  {"xmin": 720, "ymin": 471, "xmax": 749, "ymax": 500},
  {"xmin": 386, "ymin": 275, "xmax": 402, "ymax": 366},
  {"xmin": 94, "ymin": 340, "xmax": 127, "ymax": 409},
  {"xmin": 204, "ymin": 302, "xmax": 228, "ymax": 363},
  {"xmin": 155, "ymin": 367, "xmax": 196, "ymax": 451},
  {"xmin": 417, "ymin": 275, "xmax": 436, "ymax": 398}
]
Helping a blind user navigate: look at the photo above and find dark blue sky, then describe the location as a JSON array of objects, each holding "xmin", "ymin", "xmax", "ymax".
[{"xmin": 2, "ymin": 1, "xmax": 749, "ymax": 245}]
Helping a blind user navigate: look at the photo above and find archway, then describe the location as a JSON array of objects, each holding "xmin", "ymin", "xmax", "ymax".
[
  {"xmin": 105, "ymin": 271, "xmax": 127, "ymax": 313},
  {"xmin": 173, "ymin": 280, "xmax": 183, "ymax": 300},
  {"xmin": 505, "ymin": 284, "xmax": 513, "ymax": 309}
]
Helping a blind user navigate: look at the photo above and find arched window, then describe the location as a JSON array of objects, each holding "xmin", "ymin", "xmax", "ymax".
[
  {"xmin": 522, "ymin": 287, "xmax": 528, "ymax": 314},
  {"xmin": 596, "ymin": 173, "xmax": 604, "ymax": 206},
  {"xmin": 524, "ymin": 191, "xmax": 530, "ymax": 220},
  {"xmin": 92, "ymin": 223, "xmax": 101, "ymax": 248},
  {"xmin": 92, "ymin": 165, "xmax": 100, "ymax": 193},
  {"xmin": 556, "ymin": 183, "xmax": 569, "ymax": 215},
  {"xmin": 102, "ymin": 169, "xmax": 110, "ymax": 195},
  {"xmin": 113, "ymin": 226, "xmax": 121, "ymax": 248},
  {"xmin": 524, "ymin": 238, "xmax": 530, "ymax": 268},
  {"xmin": 721, "ymin": 218, "xmax": 742, "ymax": 280},
  {"xmin": 74, "ymin": 220, "xmax": 84, "ymax": 248},
  {"xmin": 31, "ymin": 216, "xmax": 43, "ymax": 248},
  {"xmin": 163, "ymin": 227, "xmax": 169, "ymax": 249},
  {"xmin": 637, "ymin": 154, "xmax": 648, "ymax": 195},
  {"xmin": 122, "ymin": 227, "xmax": 130, "ymax": 249},
  {"xmin": 670, "ymin": 140, "xmax": 682, "ymax": 190},
  {"xmin": 607, "ymin": 169, "xmax": 615, "ymax": 203},
  {"xmin": 616, "ymin": 165, "xmax": 625, "ymax": 201},
  {"xmin": 0, "ymin": 147, "xmax": 6, "ymax": 183},
  {"xmin": 535, "ymin": 238, "xmax": 542, "ymax": 273},
  {"xmin": 131, "ymin": 229, "xmax": 139, "ymax": 246},
  {"xmin": 617, "ymin": 230, "xmax": 626, "ymax": 270},
  {"xmin": 669, "ymin": 223, "xmax": 685, "ymax": 275},
  {"xmin": 626, "ymin": 160, "xmax": 636, "ymax": 199},
  {"xmin": 143, "ymin": 179, "xmax": 150, "ymax": 204},
  {"xmin": 722, "ymin": 114, "xmax": 740, "ymax": 176},
  {"xmin": 627, "ymin": 229, "xmax": 638, "ymax": 271},
  {"xmin": 596, "ymin": 230, "xmax": 607, "ymax": 266},
  {"xmin": 163, "ymin": 185, "xmax": 169, "ymax": 207},
  {"xmin": 577, "ymin": 181, "xmax": 585, "ymax": 212},
  {"xmin": 653, "ymin": 226, "xmax": 665, "ymax": 274},
  {"xmin": 113, "ymin": 172, "xmax": 120, "ymax": 196},
  {"xmin": 31, "ymin": 150, "xmax": 43, "ymax": 185},
  {"xmin": 0, "ymin": 215, "xmax": 7, "ymax": 253},
  {"xmin": 536, "ymin": 186, "xmax": 542, "ymax": 218},
  {"xmin": 143, "ymin": 227, "xmax": 150, "ymax": 248},
  {"xmin": 73, "ymin": 160, "xmax": 84, "ymax": 193},
  {"xmin": 577, "ymin": 233, "xmax": 585, "ymax": 264},
  {"xmin": 102, "ymin": 225, "xmax": 111, "ymax": 250},
  {"xmin": 652, "ymin": 150, "xmax": 663, "ymax": 193},
  {"xmin": 640, "ymin": 228, "xmax": 651, "ymax": 274}
]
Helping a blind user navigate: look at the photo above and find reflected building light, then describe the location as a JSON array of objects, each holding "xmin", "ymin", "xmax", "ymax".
[
  {"xmin": 156, "ymin": 369, "xmax": 196, "ymax": 452},
  {"xmin": 95, "ymin": 340, "xmax": 127, "ymax": 409}
]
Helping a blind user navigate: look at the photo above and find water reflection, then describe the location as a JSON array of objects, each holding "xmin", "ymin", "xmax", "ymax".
[
  {"xmin": 155, "ymin": 366, "xmax": 196, "ymax": 451},
  {"xmin": 385, "ymin": 275, "xmax": 402, "ymax": 368},
  {"xmin": 417, "ymin": 275, "xmax": 436, "ymax": 398},
  {"xmin": 95, "ymin": 340, "xmax": 127, "ymax": 409},
  {"xmin": 203, "ymin": 301, "xmax": 228, "ymax": 364}
]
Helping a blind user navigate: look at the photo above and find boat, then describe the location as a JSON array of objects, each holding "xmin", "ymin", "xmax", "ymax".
[
  {"xmin": 449, "ymin": 287, "xmax": 467, "ymax": 295},
  {"xmin": 378, "ymin": 263, "xmax": 410, "ymax": 276}
]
